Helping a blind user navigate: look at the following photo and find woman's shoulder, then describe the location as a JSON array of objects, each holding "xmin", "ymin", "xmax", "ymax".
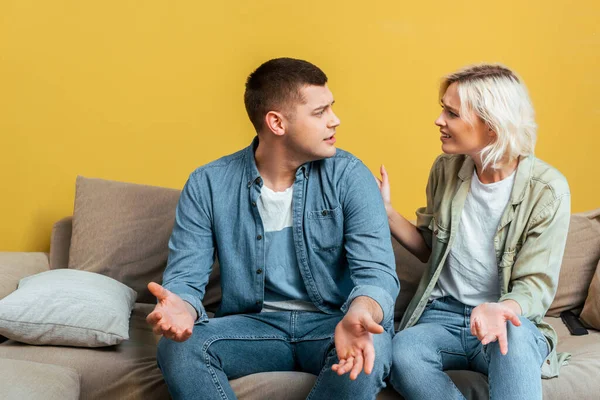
[{"xmin": 527, "ymin": 156, "xmax": 570, "ymax": 199}]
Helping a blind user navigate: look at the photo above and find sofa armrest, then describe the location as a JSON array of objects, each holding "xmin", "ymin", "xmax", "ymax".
[{"xmin": 0, "ymin": 252, "xmax": 50, "ymax": 300}]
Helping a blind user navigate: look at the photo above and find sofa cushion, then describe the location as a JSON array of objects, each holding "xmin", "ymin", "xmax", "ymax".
[
  {"xmin": 49, "ymin": 216, "xmax": 73, "ymax": 269},
  {"xmin": 580, "ymin": 259, "xmax": 600, "ymax": 330},
  {"xmin": 0, "ymin": 269, "xmax": 136, "ymax": 347},
  {"xmin": 542, "ymin": 316, "xmax": 600, "ymax": 398},
  {"xmin": 0, "ymin": 252, "xmax": 49, "ymax": 300},
  {"xmin": 392, "ymin": 238, "xmax": 426, "ymax": 320},
  {"xmin": 0, "ymin": 358, "xmax": 80, "ymax": 400},
  {"xmin": 68, "ymin": 176, "xmax": 181, "ymax": 303},
  {"xmin": 547, "ymin": 208, "xmax": 600, "ymax": 317}
]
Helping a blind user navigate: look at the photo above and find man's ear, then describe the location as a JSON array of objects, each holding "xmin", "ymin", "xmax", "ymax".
[{"xmin": 265, "ymin": 111, "xmax": 286, "ymax": 137}]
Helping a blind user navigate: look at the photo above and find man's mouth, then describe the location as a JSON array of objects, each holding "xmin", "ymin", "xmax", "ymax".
[{"xmin": 324, "ymin": 134, "xmax": 335, "ymax": 141}]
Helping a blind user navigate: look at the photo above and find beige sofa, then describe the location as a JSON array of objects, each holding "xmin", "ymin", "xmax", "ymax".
[{"xmin": 1, "ymin": 177, "xmax": 599, "ymax": 399}]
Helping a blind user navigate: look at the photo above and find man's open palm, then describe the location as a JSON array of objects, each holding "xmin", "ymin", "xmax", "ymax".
[
  {"xmin": 146, "ymin": 282, "xmax": 195, "ymax": 342},
  {"xmin": 332, "ymin": 309, "xmax": 384, "ymax": 380}
]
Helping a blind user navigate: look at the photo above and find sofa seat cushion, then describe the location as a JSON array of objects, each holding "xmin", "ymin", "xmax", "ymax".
[
  {"xmin": 0, "ymin": 358, "xmax": 80, "ymax": 400},
  {"xmin": 542, "ymin": 316, "xmax": 600, "ymax": 398},
  {"xmin": 0, "ymin": 303, "xmax": 168, "ymax": 400}
]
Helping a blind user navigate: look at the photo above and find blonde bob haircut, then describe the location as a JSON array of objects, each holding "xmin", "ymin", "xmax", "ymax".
[{"xmin": 440, "ymin": 64, "xmax": 537, "ymax": 171}]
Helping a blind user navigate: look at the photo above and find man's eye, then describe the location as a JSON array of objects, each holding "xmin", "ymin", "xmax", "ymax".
[{"xmin": 316, "ymin": 110, "xmax": 325, "ymax": 116}]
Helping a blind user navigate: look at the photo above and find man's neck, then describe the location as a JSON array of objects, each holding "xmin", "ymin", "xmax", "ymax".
[{"xmin": 254, "ymin": 140, "xmax": 301, "ymax": 191}]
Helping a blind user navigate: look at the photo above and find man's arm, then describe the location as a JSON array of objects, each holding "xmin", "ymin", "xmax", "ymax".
[
  {"xmin": 146, "ymin": 170, "xmax": 216, "ymax": 340},
  {"xmin": 332, "ymin": 159, "xmax": 399, "ymax": 379},
  {"xmin": 339, "ymin": 159, "xmax": 399, "ymax": 325},
  {"xmin": 161, "ymin": 170, "xmax": 216, "ymax": 323}
]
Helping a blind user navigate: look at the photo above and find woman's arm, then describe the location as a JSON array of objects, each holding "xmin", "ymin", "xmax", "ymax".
[{"xmin": 376, "ymin": 165, "xmax": 431, "ymax": 263}]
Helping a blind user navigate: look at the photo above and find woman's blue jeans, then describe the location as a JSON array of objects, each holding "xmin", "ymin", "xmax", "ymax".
[
  {"xmin": 390, "ymin": 296, "xmax": 549, "ymax": 400},
  {"xmin": 157, "ymin": 310, "xmax": 393, "ymax": 400}
]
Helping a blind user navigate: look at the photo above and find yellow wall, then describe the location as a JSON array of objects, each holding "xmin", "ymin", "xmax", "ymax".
[{"xmin": 1, "ymin": 1, "xmax": 599, "ymax": 252}]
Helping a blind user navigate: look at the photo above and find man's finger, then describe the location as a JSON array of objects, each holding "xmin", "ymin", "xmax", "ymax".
[
  {"xmin": 338, "ymin": 357, "xmax": 354, "ymax": 375},
  {"xmin": 332, "ymin": 358, "xmax": 347, "ymax": 373},
  {"xmin": 361, "ymin": 315, "xmax": 384, "ymax": 335},
  {"xmin": 364, "ymin": 344, "xmax": 375, "ymax": 375},
  {"xmin": 152, "ymin": 324, "xmax": 163, "ymax": 336},
  {"xmin": 146, "ymin": 311, "xmax": 162, "ymax": 325},
  {"xmin": 349, "ymin": 354, "xmax": 364, "ymax": 380},
  {"xmin": 148, "ymin": 282, "xmax": 169, "ymax": 301}
]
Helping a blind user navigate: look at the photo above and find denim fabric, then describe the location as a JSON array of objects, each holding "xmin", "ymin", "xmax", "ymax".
[
  {"xmin": 390, "ymin": 296, "xmax": 549, "ymax": 400},
  {"xmin": 162, "ymin": 137, "xmax": 399, "ymax": 325},
  {"xmin": 157, "ymin": 311, "xmax": 393, "ymax": 400}
]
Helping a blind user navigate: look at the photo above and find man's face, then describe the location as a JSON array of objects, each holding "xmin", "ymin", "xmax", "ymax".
[{"xmin": 283, "ymin": 84, "xmax": 341, "ymax": 162}]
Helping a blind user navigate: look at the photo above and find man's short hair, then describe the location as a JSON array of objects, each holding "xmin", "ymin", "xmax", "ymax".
[{"xmin": 244, "ymin": 58, "xmax": 328, "ymax": 132}]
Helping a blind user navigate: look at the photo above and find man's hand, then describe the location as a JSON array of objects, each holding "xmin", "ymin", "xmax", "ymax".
[
  {"xmin": 146, "ymin": 282, "xmax": 196, "ymax": 342},
  {"xmin": 332, "ymin": 297, "xmax": 384, "ymax": 380},
  {"xmin": 470, "ymin": 301, "xmax": 521, "ymax": 355}
]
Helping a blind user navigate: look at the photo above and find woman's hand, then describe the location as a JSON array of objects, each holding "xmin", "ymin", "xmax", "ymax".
[
  {"xmin": 374, "ymin": 164, "xmax": 392, "ymax": 214},
  {"xmin": 470, "ymin": 302, "xmax": 521, "ymax": 355}
]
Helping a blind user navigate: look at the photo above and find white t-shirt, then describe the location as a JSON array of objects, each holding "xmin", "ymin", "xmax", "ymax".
[
  {"xmin": 430, "ymin": 169, "xmax": 516, "ymax": 306},
  {"xmin": 257, "ymin": 185, "xmax": 318, "ymax": 312}
]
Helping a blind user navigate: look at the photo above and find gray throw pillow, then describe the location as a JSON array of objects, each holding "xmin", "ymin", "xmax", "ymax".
[{"xmin": 0, "ymin": 269, "xmax": 136, "ymax": 347}]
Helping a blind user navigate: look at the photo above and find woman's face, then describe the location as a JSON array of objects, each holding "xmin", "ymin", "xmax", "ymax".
[{"xmin": 435, "ymin": 82, "xmax": 495, "ymax": 157}]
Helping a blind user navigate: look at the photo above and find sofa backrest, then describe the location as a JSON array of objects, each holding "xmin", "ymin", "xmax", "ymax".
[{"xmin": 49, "ymin": 179, "xmax": 600, "ymax": 319}]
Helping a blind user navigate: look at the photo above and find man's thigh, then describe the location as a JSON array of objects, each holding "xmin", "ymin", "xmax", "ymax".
[
  {"xmin": 158, "ymin": 312, "xmax": 296, "ymax": 379},
  {"xmin": 293, "ymin": 312, "xmax": 342, "ymax": 375}
]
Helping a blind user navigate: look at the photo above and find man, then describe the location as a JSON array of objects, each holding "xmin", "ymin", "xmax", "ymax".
[{"xmin": 147, "ymin": 57, "xmax": 399, "ymax": 399}]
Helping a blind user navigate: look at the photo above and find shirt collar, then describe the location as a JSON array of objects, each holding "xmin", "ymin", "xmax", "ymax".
[{"xmin": 244, "ymin": 136, "xmax": 311, "ymax": 188}]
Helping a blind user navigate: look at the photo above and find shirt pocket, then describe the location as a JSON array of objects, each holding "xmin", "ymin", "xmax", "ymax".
[{"xmin": 307, "ymin": 205, "xmax": 343, "ymax": 251}]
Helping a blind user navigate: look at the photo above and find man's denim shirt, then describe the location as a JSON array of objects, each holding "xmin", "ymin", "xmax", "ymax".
[{"xmin": 163, "ymin": 138, "xmax": 399, "ymax": 326}]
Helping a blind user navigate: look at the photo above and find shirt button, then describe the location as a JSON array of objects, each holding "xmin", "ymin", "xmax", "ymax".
[
  {"xmin": 434, "ymin": 229, "xmax": 439, "ymax": 236},
  {"xmin": 256, "ymin": 268, "xmax": 263, "ymax": 274},
  {"xmin": 251, "ymin": 201, "xmax": 256, "ymax": 207},
  {"xmin": 255, "ymin": 300, "xmax": 261, "ymax": 305},
  {"xmin": 255, "ymin": 177, "xmax": 261, "ymax": 184},
  {"xmin": 257, "ymin": 235, "xmax": 262, "ymax": 240},
  {"xmin": 321, "ymin": 210, "xmax": 328, "ymax": 216}
]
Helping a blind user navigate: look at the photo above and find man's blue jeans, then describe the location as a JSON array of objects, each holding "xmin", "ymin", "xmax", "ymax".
[
  {"xmin": 157, "ymin": 311, "xmax": 392, "ymax": 400},
  {"xmin": 390, "ymin": 296, "xmax": 549, "ymax": 400}
]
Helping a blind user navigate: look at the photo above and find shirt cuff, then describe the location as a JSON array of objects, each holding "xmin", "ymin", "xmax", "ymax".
[
  {"xmin": 341, "ymin": 285, "xmax": 396, "ymax": 327},
  {"xmin": 177, "ymin": 293, "xmax": 209, "ymax": 324}
]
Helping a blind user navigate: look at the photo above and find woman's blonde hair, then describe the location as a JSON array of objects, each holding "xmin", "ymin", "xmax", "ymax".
[{"xmin": 440, "ymin": 64, "xmax": 537, "ymax": 170}]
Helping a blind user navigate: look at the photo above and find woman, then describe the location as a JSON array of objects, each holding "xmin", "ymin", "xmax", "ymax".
[{"xmin": 378, "ymin": 64, "xmax": 571, "ymax": 399}]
